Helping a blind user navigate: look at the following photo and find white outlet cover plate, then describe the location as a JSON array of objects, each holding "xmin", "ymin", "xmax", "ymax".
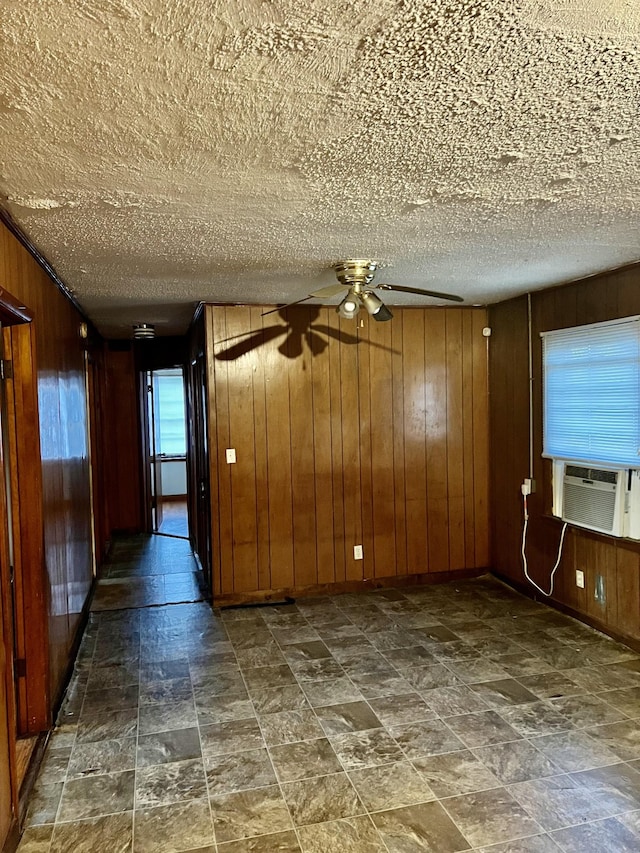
[
  {"xmin": 226, "ymin": 448, "xmax": 236, "ymax": 464},
  {"xmin": 354, "ymin": 545, "xmax": 363, "ymax": 560},
  {"xmin": 576, "ymin": 570, "xmax": 585, "ymax": 589}
]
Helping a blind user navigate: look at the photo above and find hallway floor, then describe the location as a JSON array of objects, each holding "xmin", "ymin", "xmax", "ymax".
[{"xmin": 16, "ymin": 541, "xmax": 640, "ymax": 852}]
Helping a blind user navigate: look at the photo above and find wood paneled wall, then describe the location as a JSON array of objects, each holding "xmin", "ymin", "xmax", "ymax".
[
  {"xmin": 204, "ymin": 304, "xmax": 489, "ymax": 600},
  {"xmin": 0, "ymin": 221, "xmax": 95, "ymax": 710},
  {"xmin": 489, "ymin": 265, "xmax": 640, "ymax": 644},
  {"xmin": 100, "ymin": 344, "xmax": 144, "ymax": 536}
]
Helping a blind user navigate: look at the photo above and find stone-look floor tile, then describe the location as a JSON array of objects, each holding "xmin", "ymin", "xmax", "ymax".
[
  {"xmin": 389, "ymin": 719, "xmax": 464, "ymax": 760},
  {"xmin": 76, "ymin": 708, "xmax": 138, "ymax": 743},
  {"xmin": 516, "ymin": 673, "xmax": 583, "ymax": 701},
  {"xmin": 492, "ymin": 654, "xmax": 555, "ymax": 679},
  {"xmin": 136, "ymin": 727, "xmax": 201, "ymax": 767},
  {"xmin": 315, "ymin": 701, "xmax": 382, "ymax": 736},
  {"xmin": 382, "ymin": 645, "xmax": 437, "ymax": 669},
  {"xmin": 584, "ymin": 720, "xmax": 640, "ymax": 760},
  {"xmin": 531, "ymin": 730, "xmax": 621, "ymax": 773},
  {"xmin": 470, "ymin": 679, "xmax": 538, "ymax": 708},
  {"xmin": 133, "ymin": 798, "xmax": 214, "ymax": 853},
  {"xmin": 289, "ymin": 658, "xmax": 348, "ymax": 683},
  {"xmin": 243, "ymin": 665, "xmax": 297, "ymax": 692},
  {"xmin": 282, "ymin": 772, "xmax": 362, "ymax": 826},
  {"xmin": 423, "ymin": 685, "xmax": 490, "ymax": 717},
  {"xmin": 297, "ymin": 815, "xmax": 386, "ymax": 853},
  {"xmin": 337, "ymin": 651, "xmax": 396, "ymax": 678},
  {"xmin": 200, "ymin": 719, "xmax": 265, "ymax": 758},
  {"xmin": 403, "ymin": 664, "xmax": 461, "ymax": 692},
  {"xmin": 301, "ymin": 677, "xmax": 363, "ymax": 708},
  {"xmin": 367, "ymin": 693, "xmax": 436, "ymax": 727},
  {"xmin": 444, "ymin": 787, "xmax": 543, "ymax": 848},
  {"xmin": 196, "ymin": 692, "xmax": 256, "ymax": 725},
  {"xmin": 250, "ymin": 685, "xmax": 309, "ymax": 715},
  {"xmin": 135, "ymin": 758, "xmax": 208, "ymax": 807},
  {"xmin": 413, "ymin": 750, "xmax": 500, "ymax": 798},
  {"xmin": 446, "ymin": 658, "xmax": 509, "ymax": 684},
  {"xmin": 205, "ymin": 748, "xmax": 276, "ymax": 794},
  {"xmin": 348, "ymin": 761, "xmax": 435, "ymax": 811},
  {"xmin": 259, "ymin": 709, "xmax": 325, "ymax": 745},
  {"xmin": 508, "ymin": 776, "xmax": 612, "ymax": 831},
  {"xmin": 547, "ymin": 694, "xmax": 628, "ymax": 728},
  {"xmin": 67, "ymin": 737, "xmax": 136, "ymax": 779},
  {"xmin": 476, "ymin": 833, "xmax": 561, "ymax": 852},
  {"xmin": 36, "ymin": 746, "xmax": 72, "ymax": 785},
  {"xmin": 138, "ymin": 700, "xmax": 197, "ymax": 735},
  {"xmin": 211, "ymin": 786, "xmax": 293, "ymax": 844},
  {"xmin": 498, "ymin": 703, "xmax": 572, "ymax": 738},
  {"xmin": 24, "ymin": 782, "xmax": 64, "ymax": 827},
  {"xmin": 15, "ymin": 825, "xmax": 54, "ymax": 853},
  {"xmin": 472, "ymin": 740, "xmax": 558, "ymax": 784},
  {"xmin": 281, "ymin": 641, "xmax": 332, "ymax": 663},
  {"xmin": 81, "ymin": 684, "xmax": 139, "ymax": 715},
  {"xmin": 348, "ymin": 671, "xmax": 414, "ymax": 699},
  {"xmin": 371, "ymin": 801, "xmax": 471, "ymax": 853},
  {"xmin": 50, "ymin": 812, "xmax": 133, "ymax": 853},
  {"xmin": 324, "ymin": 635, "xmax": 374, "ymax": 659},
  {"xmin": 563, "ymin": 664, "xmax": 631, "ymax": 693},
  {"xmin": 599, "ymin": 686, "xmax": 640, "ymax": 718},
  {"xmin": 444, "ymin": 710, "xmax": 522, "ymax": 748},
  {"xmin": 550, "ymin": 816, "xmax": 640, "ymax": 853},
  {"xmin": 570, "ymin": 762, "xmax": 640, "ymax": 813},
  {"xmin": 57, "ymin": 770, "xmax": 134, "ymax": 822},
  {"xmin": 330, "ymin": 728, "xmax": 405, "ymax": 770},
  {"xmin": 140, "ymin": 659, "xmax": 190, "ymax": 682},
  {"xmin": 192, "ymin": 672, "xmax": 247, "ymax": 699},
  {"xmin": 217, "ymin": 830, "xmax": 301, "ymax": 851},
  {"xmin": 270, "ymin": 738, "xmax": 342, "ymax": 782}
]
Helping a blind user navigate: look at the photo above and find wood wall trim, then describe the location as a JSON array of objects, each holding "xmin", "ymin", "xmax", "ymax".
[
  {"xmin": 216, "ymin": 567, "xmax": 490, "ymax": 608},
  {"xmin": 0, "ymin": 288, "xmax": 31, "ymax": 326}
]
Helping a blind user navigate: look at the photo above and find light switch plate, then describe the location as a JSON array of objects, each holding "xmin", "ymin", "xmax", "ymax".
[
  {"xmin": 226, "ymin": 448, "xmax": 236, "ymax": 464},
  {"xmin": 576, "ymin": 569, "xmax": 585, "ymax": 589}
]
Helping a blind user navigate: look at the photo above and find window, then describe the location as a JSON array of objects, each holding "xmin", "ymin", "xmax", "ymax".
[
  {"xmin": 542, "ymin": 316, "xmax": 640, "ymax": 468},
  {"xmin": 153, "ymin": 369, "xmax": 187, "ymax": 456}
]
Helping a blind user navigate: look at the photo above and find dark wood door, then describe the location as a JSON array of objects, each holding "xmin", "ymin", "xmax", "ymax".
[{"xmin": 189, "ymin": 349, "xmax": 212, "ymax": 593}]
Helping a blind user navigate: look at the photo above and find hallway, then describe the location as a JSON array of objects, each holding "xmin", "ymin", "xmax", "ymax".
[{"xmin": 16, "ymin": 537, "xmax": 640, "ymax": 852}]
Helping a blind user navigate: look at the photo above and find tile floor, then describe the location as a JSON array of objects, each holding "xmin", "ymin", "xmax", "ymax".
[{"xmin": 17, "ymin": 535, "xmax": 640, "ymax": 852}]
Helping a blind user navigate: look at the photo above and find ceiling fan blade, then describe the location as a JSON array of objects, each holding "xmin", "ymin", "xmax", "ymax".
[
  {"xmin": 376, "ymin": 283, "xmax": 464, "ymax": 303},
  {"xmin": 261, "ymin": 295, "xmax": 313, "ymax": 316},
  {"xmin": 309, "ymin": 283, "xmax": 348, "ymax": 299}
]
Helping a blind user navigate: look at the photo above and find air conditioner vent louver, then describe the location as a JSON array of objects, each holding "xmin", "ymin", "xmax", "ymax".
[
  {"xmin": 562, "ymin": 466, "xmax": 625, "ymax": 536},
  {"xmin": 565, "ymin": 465, "xmax": 617, "ymax": 484}
]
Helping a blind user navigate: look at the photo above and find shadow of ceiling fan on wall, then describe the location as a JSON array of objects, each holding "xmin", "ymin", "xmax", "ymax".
[{"xmin": 262, "ymin": 260, "xmax": 463, "ymax": 322}]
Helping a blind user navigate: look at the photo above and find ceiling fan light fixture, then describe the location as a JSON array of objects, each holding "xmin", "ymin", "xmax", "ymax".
[
  {"xmin": 360, "ymin": 290, "xmax": 384, "ymax": 316},
  {"xmin": 337, "ymin": 292, "xmax": 360, "ymax": 319},
  {"xmin": 133, "ymin": 323, "xmax": 155, "ymax": 340},
  {"xmin": 372, "ymin": 303, "xmax": 393, "ymax": 322}
]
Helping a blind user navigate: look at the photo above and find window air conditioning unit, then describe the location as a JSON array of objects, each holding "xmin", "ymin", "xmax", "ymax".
[{"xmin": 561, "ymin": 464, "xmax": 627, "ymax": 537}]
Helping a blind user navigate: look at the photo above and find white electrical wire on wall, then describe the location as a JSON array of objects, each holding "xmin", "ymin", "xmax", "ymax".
[{"xmin": 521, "ymin": 493, "xmax": 568, "ymax": 597}]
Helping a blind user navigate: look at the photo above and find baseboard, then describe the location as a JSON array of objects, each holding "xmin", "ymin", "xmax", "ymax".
[
  {"xmin": 2, "ymin": 818, "xmax": 19, "ymax": 853},
  {"xmin": 491, "ymin": 569, "xmax": 640, "ymax": 654},
  {"xmin": 214, "ymin": 567, "xmax": 489, "ymax": 608}
]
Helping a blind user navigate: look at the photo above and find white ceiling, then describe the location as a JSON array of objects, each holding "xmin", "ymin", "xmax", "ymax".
[{"xmin": 1, "ymin": 0, "xmax": 639, "ymax": 337}]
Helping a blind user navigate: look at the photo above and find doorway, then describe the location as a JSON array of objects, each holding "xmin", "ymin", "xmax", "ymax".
[{"xmin": 144, "ymin": 367, "xmax": 189, "ymax": 539}]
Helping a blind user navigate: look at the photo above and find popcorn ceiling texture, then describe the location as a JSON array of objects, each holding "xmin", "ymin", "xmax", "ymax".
[{"xmin": 0, "ymin": 0, "xmax": 638, "ymax": 335}]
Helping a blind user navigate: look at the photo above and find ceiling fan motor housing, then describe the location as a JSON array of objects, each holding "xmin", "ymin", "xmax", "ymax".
[{"xmin": 334, "ymin": 259, "xmax": 378, "ymax": 288}]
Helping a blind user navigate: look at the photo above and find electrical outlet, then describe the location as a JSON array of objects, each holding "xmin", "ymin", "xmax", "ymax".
[
  {"xmin": 226, "ymin": 448, "xmax": 236, "ymax": 464},
  {"xmin": 575, "ymin": 570, "xmax": 585, "ymax": 589},
  {"xmin": 353, "ymin": 545, "xmax": 363, "ymax": 560}
]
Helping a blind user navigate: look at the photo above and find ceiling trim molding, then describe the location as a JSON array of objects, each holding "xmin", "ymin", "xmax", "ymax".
[{"xmin": 0, "ymin": 204, "xmax": 89, "ymax": 321}]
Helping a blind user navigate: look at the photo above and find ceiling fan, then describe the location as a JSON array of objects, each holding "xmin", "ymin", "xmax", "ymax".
[{"xmin": 262, "ymin": 260, "xmax": 463, "ymax": 322}]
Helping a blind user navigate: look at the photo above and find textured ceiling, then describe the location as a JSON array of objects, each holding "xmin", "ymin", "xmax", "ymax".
[{"xmin": 1, "ymin": 0, "xmax": 639, "ymax": 336}]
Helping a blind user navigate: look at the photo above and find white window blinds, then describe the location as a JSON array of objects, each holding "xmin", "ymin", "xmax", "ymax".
[{"xmin": 542, "ymin": 316, "xmax": 640, "ymax": 467}]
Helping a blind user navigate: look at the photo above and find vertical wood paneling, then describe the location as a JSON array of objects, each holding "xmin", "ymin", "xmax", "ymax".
[
  {"xmin": 489, "ymin": 266, "xmax": 640, "ymax": 643},
  {"xmin": 204, "ymin": 304, "xmax": 489, "ymax": 598},
  {"xmin": 0, "ymin": 220, "xmax": 93, "ymax": 725},
  {"xmin": 424, "ymin": 312, "xmax": 448, "ymax": 572},
  {"xmin": 403, "ymin": 311, "xmax": 429, "ymax": 573},
  {"xmin": 445, "ymin": 310, "xmax": 465, "ymax": 571}
]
